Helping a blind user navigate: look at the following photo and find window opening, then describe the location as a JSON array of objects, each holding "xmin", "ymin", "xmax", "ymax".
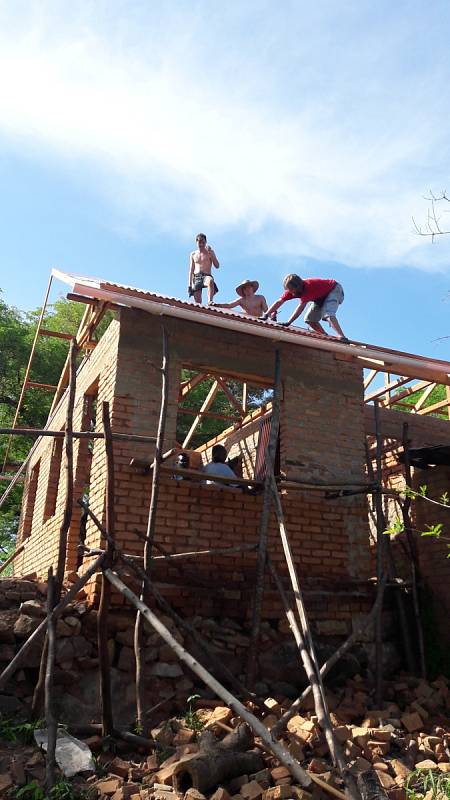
[
  {"xmin": 43, "ymin": 437, "xmax": 63, "ymax": 521},
  {"xmin": 76, "ymin": 382, "xmax": 98, "ymax": 569},
  {"xmin": 21, "ymin": 460, "xmax": 40, "ymax": 539}
]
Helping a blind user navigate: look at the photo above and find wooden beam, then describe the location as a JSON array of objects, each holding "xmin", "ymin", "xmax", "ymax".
[
  {"xmin": 39, "ymin": 329, "xmax": 74, "ymax": 341},
  {"xmin": 365, "ymin": 376, "xmax": 411, "ymax": 403},
  {"xmin": 417, "ymin": 398, "xmax": 450, "ymax": 415},
  {"xmin": 180, "ymin": 372, "xmax": 208, "ymax": 398},
  {"xmin": 414, "ymin": 382, "xmax": 436, "ymax": 412},
  {"xmin": 380, "ymin": 380, "xmax": 433, "ymax": 407},
  {"xmin": 26, "ymin": 382, "xmax": 59, "ymax": 392},
  {"xmin": 182, "ymin": 381, "xmax": 220, "ymax": 448},
  {"xmin": 217, "ymin": 377, "xmax": 245, "ymax": 415},
  {"xmin": 178, "ymin": 407, "xmax": 241, "ymax": 422},
  {"xmin": 364, "ymin": 369, "xmax": 378, "ymax": 390}
]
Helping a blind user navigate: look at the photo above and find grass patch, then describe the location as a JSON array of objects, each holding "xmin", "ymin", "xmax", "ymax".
[{"xmin": 406, "ymin": 768, "xmax": 450, "ymax": 800}]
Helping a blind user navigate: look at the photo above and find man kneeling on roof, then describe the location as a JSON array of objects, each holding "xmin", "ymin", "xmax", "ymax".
[
  {"xmin": 210, "ymin": 279, "xmax": 268, "ymax": 317},
  {"xmin": 203, "ymin": 444, "xmax": 238, "ymax": 488}
]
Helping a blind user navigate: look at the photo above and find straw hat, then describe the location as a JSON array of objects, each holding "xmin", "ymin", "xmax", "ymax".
[{"xmin": 236, "ymin": 279, "xmax": 259, "ymax": 297}]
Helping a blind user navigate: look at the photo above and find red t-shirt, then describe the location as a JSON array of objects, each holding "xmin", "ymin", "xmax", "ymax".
[{"xmin": 281, "ymin": 278, "xmax": 336, "ymax": 304}]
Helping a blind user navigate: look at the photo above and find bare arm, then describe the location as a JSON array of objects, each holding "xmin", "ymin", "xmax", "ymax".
[
  {"xmin": 188, "ymin": 253, "xmax": 195, "ymax": 288},
  {"xmin": 260, "ymin": 296, "xmax": 268, "ymax": 314},
  {"xmin": 285, "ymin": 300, "xmax": 307, "ymax": 326},
  {"xmin": 208, "ymin": 247, "xmax": 220, "ymax": 269},
  {"xmin": 264, "ymin": 296, "xmax": 285, "ymax": 318},
  {"xmin": 210, "ymin": 298, "xmax": 242, "ymax": 309}
]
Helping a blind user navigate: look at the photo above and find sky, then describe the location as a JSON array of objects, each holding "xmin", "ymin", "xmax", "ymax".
[{"xmin": 1, "ymin": 0, "xmax": 450, "ymax": 359}]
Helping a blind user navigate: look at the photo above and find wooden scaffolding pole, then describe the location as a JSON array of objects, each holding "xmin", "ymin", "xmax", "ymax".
[
  {"xmin": 44, "ymin": 569, "xmax": 57, "ymax": 791},
  {"xmin": 97, "ymin": 401, "xmax": 115, "ymax": 736},
  {"xmin": 135, "ymin": 324, "xmax": 169, "ymax": 730},
  {"xmin": 269, "ymin": 478, "xmax": 359, "ymax": 800},
  {"xmin": 247, "ymin": 349, "xmax": 281, "ymax": 686},
  {"xmin": 32, "ymin": 340, "xmax": 78, "ymax": 718},
  {"xmin": 106, "ymin": 569, "xmax": 313, "ymax": 790}
]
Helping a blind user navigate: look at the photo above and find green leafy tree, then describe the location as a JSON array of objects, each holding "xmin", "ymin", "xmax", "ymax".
[{"xmin": 0, "ymin": 292, "xmax": 112, "ymax": 563}]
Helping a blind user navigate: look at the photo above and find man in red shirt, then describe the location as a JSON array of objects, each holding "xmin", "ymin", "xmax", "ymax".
[{"xmin": 263, "ymin": 273, "xmax": 347, "ymax": 340}]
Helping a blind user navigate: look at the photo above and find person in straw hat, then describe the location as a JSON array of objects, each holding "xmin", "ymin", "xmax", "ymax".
[{"xmin": 210, "ymin": 279, "xmax": 268, "ymax": 317}]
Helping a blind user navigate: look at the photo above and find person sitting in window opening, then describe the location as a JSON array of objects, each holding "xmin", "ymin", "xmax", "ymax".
[
  {"xmin": 188, "ymin": 233, "xmax": 220, "ymax": 304},
  {"xmin": 203, "ymin": 444, "xmax": 238, "ymax": 487},
  {"xmin": 262, "ymin": 273, "xmax": 348, "ymax": 341},
  {"xmin": 173, "ymin": 452, "xmax": 190, "ymax": 481},
  {"xmin": 209, "ymin": 279, "xmax": 268, "ymax": 317}
]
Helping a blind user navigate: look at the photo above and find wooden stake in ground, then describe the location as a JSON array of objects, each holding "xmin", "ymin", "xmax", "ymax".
[
  {"xmin": 268, "ymin": 480, "xmax": 359, "ymax": 800},
  {"xmin": 97, "ymin": 401, "xmax": 115, "ymax": 736},
  {"xmin": 106, "ymin": 568, "xmax": 313, "ymax": 789},
  {"xmin": 135, "ymin": 324, "xmax": 169, "ymax": 730},
  {"xmin": 247, "ymin": 349, "xmax": 281, "ymax": 687},
  {"xmin": 44, "ymin": 569, "xmax": 57, "ymax": 791}
]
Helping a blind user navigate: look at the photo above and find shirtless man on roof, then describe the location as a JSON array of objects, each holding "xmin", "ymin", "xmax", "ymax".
[
  {"xmin": 188, "ymin": 233, "xmax": 220, "ymax": 304},
  {"xmin": 210, "ymin": 279, "xmax": 268, "ymax": 317}
]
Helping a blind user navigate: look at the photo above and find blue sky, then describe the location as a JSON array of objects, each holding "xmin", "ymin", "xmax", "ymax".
[{"xmin": 1, "ymin": 0, "xmax": 450, "ymax": 358}]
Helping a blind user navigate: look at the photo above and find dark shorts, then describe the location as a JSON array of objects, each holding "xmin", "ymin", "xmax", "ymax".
[{"xmin": 189, "ymin": 272, "xmax": 219, "ymax": 297}]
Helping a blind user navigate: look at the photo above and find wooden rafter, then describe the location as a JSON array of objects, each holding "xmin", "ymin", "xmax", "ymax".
[
  {"xmin": 179, "ymin": 372, "xmax": 208, "ymax": 399},
  {"xmin": 364, "ymin": 369, "xmax": 378, "ymax": 390},
  {"xmin": 414, "ymin": 382, "xmax": 437, "ymax": 412},
  {"xmin": 182, "ymin": 380, "xmax": 219, "ymax": 448},
  {"xmin": 365, "ymin": 376, "xmax": 411, "ymax": 404},
  {"xmin": 217, "ymin": 377, "xmax": 245, "ymax": 415},
  {"xmin": 417, "ymin": 398, "xmax": 450, "ymax": 416}
]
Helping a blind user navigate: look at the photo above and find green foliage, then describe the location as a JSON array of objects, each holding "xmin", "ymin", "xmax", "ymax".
[
  {"xmin": 406, "ymin": 768, "xmax": 450, "ymax": 800},
  {"xmin": 13, "ymin": 780, "xmax": 85, "ymax": 800},
  {"xmin": 14, "ymin": 781, "xmax": 45, "ymax": 800},
  {"xmin": 0, "ymin": 289, "xmax": 114, "ymax": 559},
  {"xmin": 0, "ymin": 715, "xmax": 43, "ymax": 745},
  {"xmin": 176, "ymin": 370, "xmax": 271, "ymax": 449},
  {"xmin": 392, "ymin": 384, "xmax": 448, "ymax": 418},
  {"xmin": 181, "ymin": 694, "xmax": 204, "ymax": 734}
]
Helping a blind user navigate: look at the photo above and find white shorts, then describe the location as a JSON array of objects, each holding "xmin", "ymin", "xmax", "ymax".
[{"xmin": 304, "ymin": 283, "xmax": 344, "ymax": 324}]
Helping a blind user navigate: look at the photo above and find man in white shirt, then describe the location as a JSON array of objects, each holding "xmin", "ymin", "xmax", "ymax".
[{"xmin": 203, "ymin": 445, "xmax": 238, "ymax": 487}]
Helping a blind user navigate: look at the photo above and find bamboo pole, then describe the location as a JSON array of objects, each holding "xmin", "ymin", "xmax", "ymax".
[
  {"xmin": 97, "ymin": 402, "xmax": 115, "ymax": 736},
  {"xmin": 44, "ymin": 569, "xmax": 57, "ymax": 791},
  {"xmin": 135, "ymin": 325, "xmax": 169, "ymax": 730},
  {"xmin": 247, "ymin": 349, "xmax": 281, "ymax": 687},
  {"xmin": 105, "ymin": 569, "xmax": 313, "ymax": 790},
  {"xmin": 0, "ymin": 554, "xmax": 104, "ymax": 691}
]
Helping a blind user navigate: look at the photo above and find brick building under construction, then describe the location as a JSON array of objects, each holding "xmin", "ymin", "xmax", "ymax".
[{"xmin": 9, "ymin": 269, "xmax": 450, "ymax": 652}]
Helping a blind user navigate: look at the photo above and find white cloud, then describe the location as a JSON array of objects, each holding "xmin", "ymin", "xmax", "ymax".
[{"xmin": 1, "ymin": 1, "xmax": 450, "ymax": 270}]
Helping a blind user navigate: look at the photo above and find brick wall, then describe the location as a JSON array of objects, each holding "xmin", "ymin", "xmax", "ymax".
[
  {"xmin": 15, "ymin": 319, "xmax": 121, "ymax": 577},
  {"xmin": 15, "ymin": 307, "xmax": 372, "ymax": 622}
]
